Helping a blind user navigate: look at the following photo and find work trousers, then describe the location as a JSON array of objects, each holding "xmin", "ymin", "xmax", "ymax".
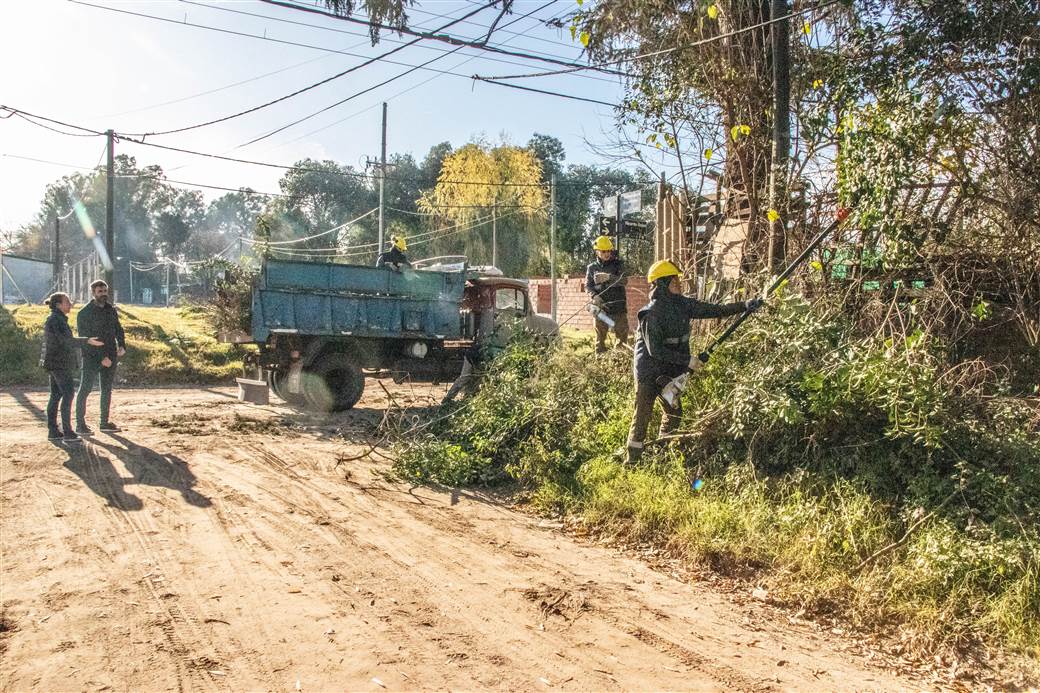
[
  {"xmin": 626, "ymin": 378, "xmax": 683, "ymax": 460},
  {"xmin": 76, "ymin": 359, "xmax": 116, "ymax": 427},
  {"xmin": 46, "ymin": 369, "xmax": 77, "ymax": 435},
  {"xmin": 595, "ymin": 311, "xmax": 630, "ymax": 353}
]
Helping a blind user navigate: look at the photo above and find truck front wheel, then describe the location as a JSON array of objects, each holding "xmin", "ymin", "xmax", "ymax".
[{"xmin": 303, "ymin": 354, "xmax": 366, "ymax": 412}]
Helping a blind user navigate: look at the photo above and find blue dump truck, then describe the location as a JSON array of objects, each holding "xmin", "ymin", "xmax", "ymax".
[{"xmin": 223, "ymin": 258, "xmax": 558, "ymax": 411}]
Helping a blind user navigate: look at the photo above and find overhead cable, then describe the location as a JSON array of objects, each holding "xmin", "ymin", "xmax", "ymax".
[
  {"xmin": 474, "ymin": 0, "xmax": 840, "ymax": 80},
  {"xmin": 256, "ymin": 0, "xmax": 631, "ymax": 77},
  {"xmin": 114, "ymin": 1, "xmax": 500, "ymax": 138}
]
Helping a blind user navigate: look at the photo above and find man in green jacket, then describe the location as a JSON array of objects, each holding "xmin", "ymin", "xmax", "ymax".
[
  {"xmin": 626, "ymin": 260, "xmax": 761, "ymax": 464},
  {"xmin": 75, "ymin": 280, "xmax": 127, "ymax": 434}
]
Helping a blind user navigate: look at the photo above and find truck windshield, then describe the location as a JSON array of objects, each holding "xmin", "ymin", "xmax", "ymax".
[{"xmin": 495, "ymin": 287, "xmax": 526, "ymax": 313}]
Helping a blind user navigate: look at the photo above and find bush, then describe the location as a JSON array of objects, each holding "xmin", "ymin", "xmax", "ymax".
[{"xmin": 392, "ymin": 293, "xmax": 1040, "ymax": 659}]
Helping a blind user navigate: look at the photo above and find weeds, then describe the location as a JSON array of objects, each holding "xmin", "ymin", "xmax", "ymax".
[{"xmin": 392, "ymin": 293, "xmax": 1040, "ymax": 661}]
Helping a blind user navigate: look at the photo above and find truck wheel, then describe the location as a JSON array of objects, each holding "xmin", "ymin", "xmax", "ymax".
[
  {"xmin": 269, "ymin": 369, "xmax": 306, "ymax": 407},
  {"xmin": 303, "ymin": 354, "xmax": 366, "ymax": 412}
]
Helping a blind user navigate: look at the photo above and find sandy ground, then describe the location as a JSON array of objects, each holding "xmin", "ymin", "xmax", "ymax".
[{"xmin": 0, "ymin": 383, "xmax": 931, "ymax": 692}]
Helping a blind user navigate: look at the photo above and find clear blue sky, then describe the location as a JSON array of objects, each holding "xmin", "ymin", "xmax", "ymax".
[{"xmin": 1, "ymin": 0, "xmax": 657, "ymax": 232}]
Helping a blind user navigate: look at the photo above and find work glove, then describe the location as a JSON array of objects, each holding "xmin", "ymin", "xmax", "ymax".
[
  {"xmin": 744, "ymin": 296, "xmax": 764, "ymax": 312},
  {"xmin": 688, "ymin": 351, "xmax": 710, "ymax": 372},
  {"xmin": 591, "ymin": 295, "xmax": 604, "ymax": 308}
]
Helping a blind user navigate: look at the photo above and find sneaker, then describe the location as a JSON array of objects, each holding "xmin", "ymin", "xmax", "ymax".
[
  {"xmin": 99, "ymin": 422, "xmax": 122, "ymax": 432},
  {"xmin": 62, "ymin": 433, "xmax": 83, "ymax": 445},
  {"xmin": 47, "ymin": 430, "xmax": 63, "ymax": 441},
  {"xmin": 75, "ymin": 424, "xmax": 93, "ymax": 435}
]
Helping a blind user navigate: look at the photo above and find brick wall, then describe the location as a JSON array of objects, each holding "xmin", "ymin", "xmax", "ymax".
[{"xmin": 529, "ymin": 275, "xmax": 650, "ymax": 331}]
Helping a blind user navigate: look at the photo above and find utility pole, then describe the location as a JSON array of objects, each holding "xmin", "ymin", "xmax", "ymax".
[
  {"xmin": 53, "ymin": 215, "xmax": 61, "ymax": 286},
  {"xmin": 378, "ymin": 102, "xmax": 387, "ymax": 252},
  {"xmin": 105, "ymin": 129, "xmax": 115, "ymax": 292},
  {"xmin": 550, "ymin": 174, "xmax": 557, "ymax": 322},
  {"xmin": 614, "ymin": 192, "xmax": 623, "ymax": 257},
  {"xmin": 128, "ymin": 261, "xmax": 134, "ymax": 304},
  {"xmin": 165, "ymin": 260, "xmax": 171, "ymax": 308},
  {"xmin": 491, "ymin": 204, "xmax": 498, "ymax": 268},
  {"xmin": 767, "ymin": 0, "xmax": 791, "ymax": 272}
]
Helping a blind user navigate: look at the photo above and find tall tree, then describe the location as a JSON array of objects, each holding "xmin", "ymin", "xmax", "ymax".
[{"xmin": 418, "ymin": 140, "xmax": 546, "ymax": 274}]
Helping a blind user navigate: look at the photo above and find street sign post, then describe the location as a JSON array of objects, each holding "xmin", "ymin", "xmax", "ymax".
[{"xmin": 601, "ymin": 190, "xmax": 642, "ymax": 217}]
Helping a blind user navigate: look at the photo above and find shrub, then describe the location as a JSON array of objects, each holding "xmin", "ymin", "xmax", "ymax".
[{"xmin": 392, "ymin": 293, "xmax": 1040, "ymax": 658}]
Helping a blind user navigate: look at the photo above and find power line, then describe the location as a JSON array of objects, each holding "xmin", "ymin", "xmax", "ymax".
[
  {"xmin": 241, "ymin": 0, "xmax": 562, "ymax": 147},
  {"xmin": 177, "ymin": 0, "xmax": 611, "ymax": 85},
  {"xmin": 66, "ymin": 1, "xmax": 509, "ymax": 105},
  {"xmin": 257, "ymin": 0, "xmax": 567, "ymax": 150},
  {"xmin": 240, "ymin": 44, "xmax": 469, "ymax": 147},
  {"xmin": 4, "ymin": 104, "xmax": 657, "ymax": 189},
  {"xmin": 91, "ymin": 51, "xmax": 344, "ymax": 120},
  {"xmin": 256, "ymin": 0, "xmax": 631, "ymax": 77},
  {"xmin": 472, "ymin": 79, "xmax": 620, "ymax": 108},
  {"xmin": 475, "ymin": 0, "xmax": 840, "ymax": 80},
  {"xmin": 115, "ymin": 1, "xmax": 499, "ymax": 138}
]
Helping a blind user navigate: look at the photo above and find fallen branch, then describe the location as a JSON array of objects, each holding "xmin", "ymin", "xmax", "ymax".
[{"xmin": 853, "ymin": 488, "xmax": 958, "ymax": 574}]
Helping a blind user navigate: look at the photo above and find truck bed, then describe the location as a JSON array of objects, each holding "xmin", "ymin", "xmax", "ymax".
[{"xmin": 251, "ymin": 259, "xmax": 466, "ymax": 343}]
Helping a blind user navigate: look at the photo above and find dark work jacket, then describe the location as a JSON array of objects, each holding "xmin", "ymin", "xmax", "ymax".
[
  {"xmin": 376, "ymin": 247, "xmax": 410, "ymax": 270},
  {"xmin": 41, "ymin": 309, "xmax": 89, "ymax": 372},
  {"xmin": 76, "ymin": 301, "xmax": 125, "ymax": 364},
  {"xmin": 585, "ymin": 256, "xmax": 627, "ymax": 314},
  {"xmin": 633, "ymin": 291, "xmax": 747, "ymax": 383}
]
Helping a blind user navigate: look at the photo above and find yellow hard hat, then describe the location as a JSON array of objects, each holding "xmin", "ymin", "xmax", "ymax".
[
  {"xmin": 391, "ymin": 235, "xmax": 407, "ymax": 251},
  {"xmin": 593, "ymin": 235, "xmax": 614, "ymax": 252},
  {"xmin": 647, "ymin": 259, "xmax": 681, "ymax": 284}
]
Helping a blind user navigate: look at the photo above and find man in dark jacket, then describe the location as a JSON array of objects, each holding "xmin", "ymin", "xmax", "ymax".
[
  {"xmin": 75, "ymin": 280, "xmax": 127, "ymax": 434},
  {"xmin": 626, "ymin": 260, "xmax": 762, "ymax": 464},
  {"xmin": 376, "ymin": 235, "xmax": 411, "ymax": 272},
  {"xmin": 41, "ymin": 292, "xmax": 103, "ymax": 443},
  {"xmin": 585, "ymin": 235, "xmax": 629, "ymax": 353}
]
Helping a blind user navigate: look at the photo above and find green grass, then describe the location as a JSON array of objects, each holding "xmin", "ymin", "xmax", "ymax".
[
  {"xmin": 392, "ymin": 298, "xmax": 1040, "ymax": 666},
  {"xmin": 0, "ymin": 304, "xmax": 244, "ymax": 387}
]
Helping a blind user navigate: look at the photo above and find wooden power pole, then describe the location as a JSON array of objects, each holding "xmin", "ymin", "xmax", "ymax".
[
  {"xmin": 105, "ymin": 129, "xmax": 115, "ymax": 291},
  {"xmin": 378, "ymin": 102, "xmax": 387, "ymax": 252}
]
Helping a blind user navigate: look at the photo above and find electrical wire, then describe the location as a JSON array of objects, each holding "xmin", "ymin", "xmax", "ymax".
[
  {"xmin": 259, "ymin": 0, "xmax": 565, "ymax": 151},
  {"xmin": 475, "ymin": 0, "xmax": 841, "ymax": 80},
  {"xmin": 248, "ymin": 207, "xmax": 378, "ymax": 246},
  {"xmin": 115, "ymin": 1, "xmax": 500, "ymax": 138},
  {"xmin": 4, "ymin": 105, "xmax": 659, "ymax": 189},
  {"xmin": 177, "ymin": 0, "xmax": 612, "ymax": 86},
  {"xmin": 256, "ymin": 0, "xmax": 631, "ymax": 77},
  {"xmin": 471, "ymin": 79, "xmax": 620, "ymax": 108}
]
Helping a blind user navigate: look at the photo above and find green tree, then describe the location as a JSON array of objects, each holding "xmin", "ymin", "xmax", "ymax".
[{"xmin": 418, "ymin": 140, "xmax": 547, "ymax": 274}]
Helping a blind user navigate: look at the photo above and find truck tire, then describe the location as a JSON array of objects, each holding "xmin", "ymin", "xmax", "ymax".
[
  {"xmin": 269, "ymin": 369, "xmax": 306, "ymax": 407},
  {"xmin": 302, "ymin": 354, "xmax": 366, "ymax": 412}
]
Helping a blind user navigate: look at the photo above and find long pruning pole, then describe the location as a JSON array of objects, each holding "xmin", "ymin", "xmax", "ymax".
[{"xmin": 702, "ymin": 208, "xmax": 850, "ymax": 358}]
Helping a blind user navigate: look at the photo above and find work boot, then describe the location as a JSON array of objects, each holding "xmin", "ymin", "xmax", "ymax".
[
  {"xmin": 99, "ymin": 422, "xmax": 122, "ymax": 433},
  {"xmin": 75, "ymin": 423, "xmax": 93, "ymax": 435},
  {"xmin": 625, "ymin": 443, "xmax": 644, "ymax": 465},
  {"xmin": 62, "ymin": 432, "xmax": 83, "ymax": 445},
  {"xmin": 47, "ymin": 429, "xmax": 62, "ymax": 441}
]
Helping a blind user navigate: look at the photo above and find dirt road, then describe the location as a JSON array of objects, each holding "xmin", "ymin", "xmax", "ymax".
[{"xmin": 1, "ymin": 385, "xmax": 923, "ymax": 691}]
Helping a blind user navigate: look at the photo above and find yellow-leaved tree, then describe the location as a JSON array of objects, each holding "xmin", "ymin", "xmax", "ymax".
[{"xmin": 417, "ymin": 141, "xmax": 546, "ymax": 275}]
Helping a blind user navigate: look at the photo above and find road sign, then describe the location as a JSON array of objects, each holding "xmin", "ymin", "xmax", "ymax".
[{"xmin": 601, "ymin": 190, "xmax": 642, "ymax": 217}]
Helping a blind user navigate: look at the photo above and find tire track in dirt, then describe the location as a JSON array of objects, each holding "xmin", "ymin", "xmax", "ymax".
[
  {"xmin": 227, "ymin": 442, "xmax": 748, "ymax": 689},
  {"xmin": 81, "ymin": 444, "xmax": 228, "ymax": 692}
]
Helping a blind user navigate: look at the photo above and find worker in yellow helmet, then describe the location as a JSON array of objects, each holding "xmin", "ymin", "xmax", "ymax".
[
  {"xmin": 585, "ymin": 235, "xmax": 629, "ymax": 352},
  {"xmin": 376, "ymin": 235, "xmax": 411, "ymax": 272},
  {"xmin": 626, "ymin": 260, "xmax": 762, "ymax": 464}
]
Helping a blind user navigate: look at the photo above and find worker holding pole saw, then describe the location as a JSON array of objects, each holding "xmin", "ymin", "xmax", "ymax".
[{"xmin": 624, "ymin": 208, "xmax": 851, "ymax": 465}]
